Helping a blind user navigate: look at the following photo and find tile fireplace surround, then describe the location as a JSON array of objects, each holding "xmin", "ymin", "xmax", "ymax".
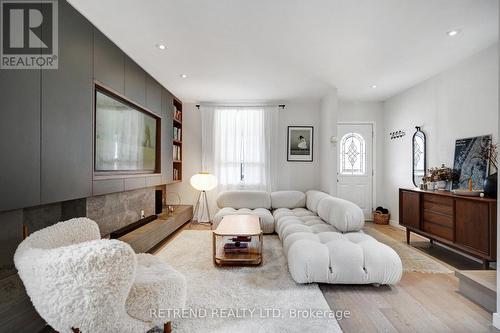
[{"xmin": 1, "ymin": 187, "xmax": 158, "ymax": 280}]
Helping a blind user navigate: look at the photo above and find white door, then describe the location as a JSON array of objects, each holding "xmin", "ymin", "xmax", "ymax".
[{"xmin": 337, "ymin": 123, "xmax": 373, "ymax": 219}]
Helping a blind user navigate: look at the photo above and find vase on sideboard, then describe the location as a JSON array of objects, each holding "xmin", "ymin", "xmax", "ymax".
[
  {"xmin": 436, "ymin": 181, "xmax": 447, "ymax": 191},
  {"xmin": 483, "ymin": 172, "xmax": 497, "ymax": 198}
]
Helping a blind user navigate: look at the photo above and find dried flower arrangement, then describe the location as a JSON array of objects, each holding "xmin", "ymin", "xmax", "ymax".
[
  {"xmin": 427, "ymin": 164, "xmax": 458, "ymax": 182},
  {"xmin": 476, "ymin": 141, "xmax": 498, "ymax": 175}
]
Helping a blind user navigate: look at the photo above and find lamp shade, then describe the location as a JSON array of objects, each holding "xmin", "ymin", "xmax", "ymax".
[{"xmin": 190, "ymin": 173, "xmax": 217, "ymax": 191}]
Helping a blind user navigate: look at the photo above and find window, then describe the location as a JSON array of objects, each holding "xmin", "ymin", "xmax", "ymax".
[
  {"xmin": 213, "ymin": 107, "xmax": 267, "ymax": 189},
  {"xmin": 340, "ymin": 132, "xmax": 366, "ymax": 175}
]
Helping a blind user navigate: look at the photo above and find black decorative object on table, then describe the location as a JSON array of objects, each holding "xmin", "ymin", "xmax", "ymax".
[{"xmin": 484, "ymin": 172, "xmax": 497, "ymax": 198}]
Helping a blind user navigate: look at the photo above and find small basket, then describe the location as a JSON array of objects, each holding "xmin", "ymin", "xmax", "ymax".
[{"xmin": 373, "ymin": 211, "xmax": 390, "ymax": 225}]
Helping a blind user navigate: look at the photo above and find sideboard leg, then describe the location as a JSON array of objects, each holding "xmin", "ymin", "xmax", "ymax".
[
  {"xmin": 483, "ymin": 260, "xmax": 490, "ymax": 270},
  {"xmin": 406, "ymin": 229, "xmax": 410, "ymax": 244}
]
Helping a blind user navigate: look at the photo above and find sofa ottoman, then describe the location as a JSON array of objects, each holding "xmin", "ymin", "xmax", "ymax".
[
  {"xmin": 212, "ymin": 191, "xmax": 275, "ymax": 233},
  {"xmin": 285, "ymin": 230, "xmax": 402, "ymax": 284},
  {"xmin": 277, "ymin": 193, "xmax": 402, "ymax": 285}
]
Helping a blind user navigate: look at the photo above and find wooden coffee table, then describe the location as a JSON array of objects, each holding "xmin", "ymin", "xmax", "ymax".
[{"xmin": 212, "ymin": 215, "xmax": 263, "ymax": 266}]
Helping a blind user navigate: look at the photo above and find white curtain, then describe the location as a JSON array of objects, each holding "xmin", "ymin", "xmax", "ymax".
[{"xmin": 201, "ymin": 105, "xmax": 279, "ymax": 192}]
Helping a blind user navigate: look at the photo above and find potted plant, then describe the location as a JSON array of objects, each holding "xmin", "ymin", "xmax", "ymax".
[
  {"xmin": 428, "ymin": 165, "xmax": 456, "ymax": 191},
  {"xmin": 478, "ymin": 142, "xmax": 498, "ymax": 198}
]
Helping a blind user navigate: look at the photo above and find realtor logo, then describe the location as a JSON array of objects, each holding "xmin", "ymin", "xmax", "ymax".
[{"xmin": 1, "ymin": 0, "xmax": 58, "ymax": 69}]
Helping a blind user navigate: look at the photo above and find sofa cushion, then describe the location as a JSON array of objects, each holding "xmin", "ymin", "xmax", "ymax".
[
  {"xmin": 212, "ymin": 207, "xmax": 274, "ymax": 233},
  {"xmin": 317, "ymin": 197, "xmax": 364, "ymax": 232},
  {"xmin": 305, "ymin": 190, "xmax": 330, "ymax": 213},
  {"xmin": 217, "ymin": 191, "xmax": 271, "ymax": 209},
  {"xmin": 270, "ymin": 191, "xmax": 306, "ymax": 209}
]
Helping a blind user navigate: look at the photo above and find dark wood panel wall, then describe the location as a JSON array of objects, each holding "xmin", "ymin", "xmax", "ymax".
[{"xmin": 0, "ymin": 0, "xmax": 176, "ymax": 213}]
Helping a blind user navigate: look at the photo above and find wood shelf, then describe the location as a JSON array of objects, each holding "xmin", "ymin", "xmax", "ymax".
[
  {"xmin": 172, "ymin": 98, "xmax": 183, "ymax": 182},
  {"xmin": 118, "ymin": 205, "xmax": 193, "ymax": 253}
]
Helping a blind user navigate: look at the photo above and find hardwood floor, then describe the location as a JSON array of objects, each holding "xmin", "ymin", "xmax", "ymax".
[
  {"xmin": 320, "ymin": 223, "xmax": 498, "ymax": 333},
  {"xmin": 42, "ymin": 221, "xmax": 498, "ymax": 333}
]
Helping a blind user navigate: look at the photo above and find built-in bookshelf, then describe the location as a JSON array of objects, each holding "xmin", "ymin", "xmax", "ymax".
[{"xmin": 172, "ymin": 98, "xmax": 183, "ymax": 182}]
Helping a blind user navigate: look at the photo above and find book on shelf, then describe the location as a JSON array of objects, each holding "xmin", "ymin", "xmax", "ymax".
[
  {"xmin": 173, "ymin": 109, "xmax": 182, "ymax": 122},
  {"xmin": 173, "ymin": 127, "xmax": 182, "ymax": 141},
  {"xmin": 172, "ymin": 145, "xmax": 181, "ymax": 161}
]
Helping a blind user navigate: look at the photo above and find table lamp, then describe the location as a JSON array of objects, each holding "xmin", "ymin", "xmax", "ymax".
[{"xmin": 190, "ymin": 172, "xmax": 217, "ymax": 224}]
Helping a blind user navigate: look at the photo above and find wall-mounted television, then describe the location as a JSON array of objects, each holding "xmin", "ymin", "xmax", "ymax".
[{"xmin": 94, "ymin": 86, "xmax": 160, "ymax": 173}]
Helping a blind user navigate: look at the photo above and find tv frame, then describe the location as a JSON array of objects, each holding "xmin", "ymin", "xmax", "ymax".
[{"xmin": 93, "ymin": 82, "xmax": 161, "ymax": 176}]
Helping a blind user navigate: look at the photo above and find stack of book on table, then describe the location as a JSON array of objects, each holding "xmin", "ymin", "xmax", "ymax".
[{"xmin": 224, "ymin": 236, "xmax": 252, "ymax": 253}]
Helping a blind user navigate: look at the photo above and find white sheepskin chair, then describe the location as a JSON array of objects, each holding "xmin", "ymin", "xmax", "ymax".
[{"xmin": 14, "ymin": 217, "xmax": 186, "ymax": 333}]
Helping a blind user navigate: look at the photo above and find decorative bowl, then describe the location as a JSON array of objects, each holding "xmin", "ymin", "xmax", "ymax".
[{"xmin": 452, "ymin": 190, "xmax": 483, "ymax": 197}]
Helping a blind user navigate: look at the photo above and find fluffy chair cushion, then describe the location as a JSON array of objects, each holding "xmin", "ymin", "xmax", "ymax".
[
  {"xmin": 21, "ymin": 217, "xmax": 101, "ymax": 249},
  {"xmin": 14, "ymin": 218, "xmax": 186, "ymax": 333},
  {"xmin": 127, "ymin": 254, "xmax": 187, "ymax": 325},
  {"xmin": 217, "ymin": 191, "xmax": 271, "ymax": 209},
  {"xmin": 213, "ymin": 208, "xmax": 274, "ymax": 233},
  {"xmin": 317, "ymin": 197, "xmax": 365, "ymax": 232},
  {"xmin": 305, "ymin": 190, "xmax": 330, "ymax": 213},
  {"xmin": 15, "ymin": 236, "xmax": 150, "ymax": 333},
  {"xmin": 270, "ymin": 191, "xmax": 306, "ymax": 209}
]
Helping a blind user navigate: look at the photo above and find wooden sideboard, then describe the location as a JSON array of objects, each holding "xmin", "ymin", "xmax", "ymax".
[{"xmin": 399, "ymin": 188, "xmax": 497, "ymax": 268}]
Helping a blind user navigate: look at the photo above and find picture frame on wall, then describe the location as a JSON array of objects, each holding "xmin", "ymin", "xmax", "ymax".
[
  {"xmin": 452, "ymin": 134, "xmax": 491, "ymax": 190},
  {"xmin": 287, "ymin": 126, "xmax": 314, "ymax": 162}
]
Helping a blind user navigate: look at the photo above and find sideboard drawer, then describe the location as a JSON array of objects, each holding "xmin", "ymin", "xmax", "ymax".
[
  {"xmin": 423, "ymin": 200, "xmax": 453, "ymax": 216},
  {"xmin": 423, "ymin": 193, "xmax": 453, "ymax": 207},
  {"xmin": 423, "ymin": 210, "xmax": 453, "ymax": 228},
  {"xmin": 423, "ymin": 222, "xmax": 453, "ymax": 241}
]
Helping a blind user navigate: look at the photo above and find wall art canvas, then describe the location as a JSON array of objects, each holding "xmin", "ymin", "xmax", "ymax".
[
  {"xmin": 452, "ymin": 135, "xmax": 491, "ymax": 190},
  {"xmin": 287, "ymin": 126, "xmax": 313, "ymax": 162}
]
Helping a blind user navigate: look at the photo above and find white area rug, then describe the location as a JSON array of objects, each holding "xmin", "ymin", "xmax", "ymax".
[
  {"xmin": 363, "ymin": 224, "xmax": 453, "ymax": 274},
  {"xmin": 155, "ymin": 231, "xmax": 342, "ymax": 333}
]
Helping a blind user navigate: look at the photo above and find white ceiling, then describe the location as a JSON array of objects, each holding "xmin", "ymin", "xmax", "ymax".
[{"xmin": 68, "ymin": 0, "xmax": 498, "ymax": 102}]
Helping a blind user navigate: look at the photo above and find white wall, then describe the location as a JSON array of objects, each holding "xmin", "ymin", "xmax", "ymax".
[
  {"xmin": 383, "ymin": 43, "xmax": 499, "ymax": 225},
  {"xmin": 338, "ymin": 100, "xmax": 384, "ymax": 206},
  {"xmin": 168, "ymin": 100, "xmax": 325, "ymax": 212},
  {"xmin": 276, "ymin": 99, "xmax": 322, "ymax": 191},
  {"xmin": 320, "ymin": 89, "xmax": 339, "ymax": 195}
]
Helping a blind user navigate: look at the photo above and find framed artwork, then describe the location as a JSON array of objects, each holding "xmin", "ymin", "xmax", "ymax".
[
  {"xmin": 452, "ymin": 135, "xmax": 491, "ymax": 190},
  {"xmin": 287, "ymin": 126, "xmax": 313, "ymax": 162}
]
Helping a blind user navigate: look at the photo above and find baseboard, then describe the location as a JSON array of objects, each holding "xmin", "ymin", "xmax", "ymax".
[
  {"xmin": 389, "ymin": 219, "xmax": 404, "ymax": 229},
  {"xmin": 493, "ymin": 312, "xmax": 500, "ymax": 329}
]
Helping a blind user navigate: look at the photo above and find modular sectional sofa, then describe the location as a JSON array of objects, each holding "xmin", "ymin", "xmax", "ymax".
[{"xmin": 213, "ymin": 190, "xmax": 403, "ymax": 285}]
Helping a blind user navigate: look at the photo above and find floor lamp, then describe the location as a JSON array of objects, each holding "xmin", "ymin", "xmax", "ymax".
[{"xmin": 190, "ymin": 172, "xmax": 217, "ymax": 224}]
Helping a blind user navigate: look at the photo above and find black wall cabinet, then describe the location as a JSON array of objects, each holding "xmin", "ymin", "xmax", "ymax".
[
  {"xmin": 0, "ymin": 0, "xmax": 177, "ymax": 212},
  {"xmin": 41, "ymin": 0, "xmax": 93, "ymax": 204},
  {"xmin": 93, "ymin": 29, "xmax": 125, "ymax": 94},
  {"xmin": 146, "ymin": 76, "xmax": 163, "ymax": 116},
  {"xmin": 0, "ymin": 71, "xmax": 41, "ymax": 212},
  {"xmin": 124, "ymin": 55, "xmax": 146, "ymax": 106}
]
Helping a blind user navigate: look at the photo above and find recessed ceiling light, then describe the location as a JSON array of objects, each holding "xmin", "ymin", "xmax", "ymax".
[
  {"xmin": 180, "ymin": 74, "xmax": 188, "ymax": 78},
  {"xmin": 371, "ymin": 85, "xmax": 377, "ymax": 89},
  {"xmin": 447, "ymin": 29, "xmax": 460, "ymax": 37},
  {"xmin": 156, "ymin": 44, "xmax": 166, "ymax": 50}
]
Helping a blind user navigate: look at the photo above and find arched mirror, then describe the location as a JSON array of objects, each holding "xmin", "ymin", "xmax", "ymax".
[{"xmin": 412, "ymin": 126, "xmax": 426, "ymax": 187}]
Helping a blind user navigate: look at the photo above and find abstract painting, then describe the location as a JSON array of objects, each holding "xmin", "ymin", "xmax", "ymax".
[{"xmin": 452, "ymin": 135, "xmax": 491, "ymax": 190}]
